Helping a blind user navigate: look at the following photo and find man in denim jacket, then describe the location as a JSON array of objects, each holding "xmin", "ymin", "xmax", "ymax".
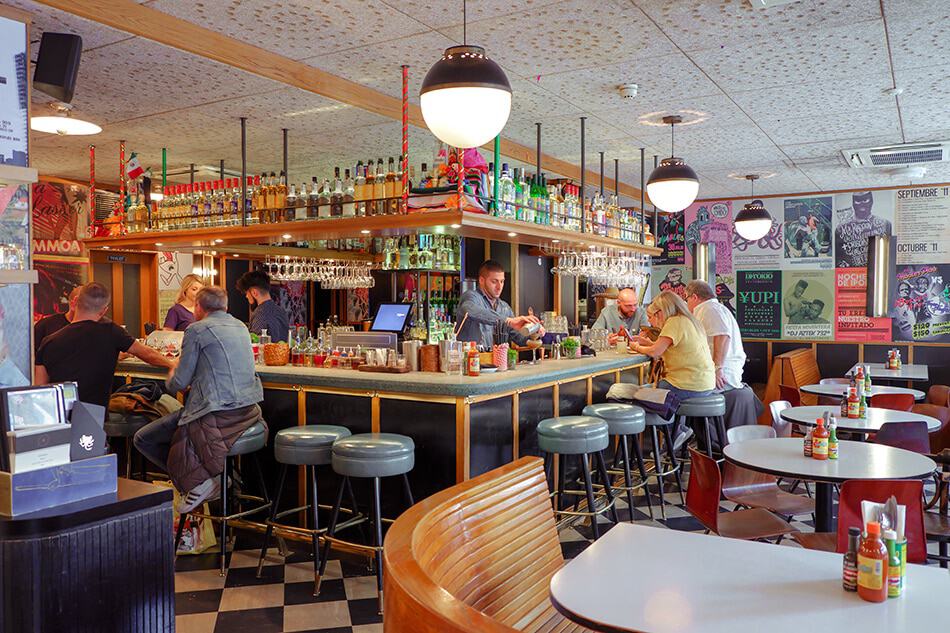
[{"xmin": 134, "ymin": 286, "xmax": 264, "ymax": 511}]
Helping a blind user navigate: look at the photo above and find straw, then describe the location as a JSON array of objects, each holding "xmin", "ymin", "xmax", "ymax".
[{"xmin": 454, "ymin": 312, "xmax": 469, "ymax": 337}]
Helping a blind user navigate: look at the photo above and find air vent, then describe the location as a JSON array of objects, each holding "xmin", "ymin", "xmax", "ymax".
[{"xmin": 843, "ymin": 142, "xmax": 950, "ymax": 168}]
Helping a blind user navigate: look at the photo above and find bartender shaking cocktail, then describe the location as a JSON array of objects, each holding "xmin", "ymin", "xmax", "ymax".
[
  {"xmin": 591, "ymin": 287, "xmax": 649, "ymax": 345},
  {"xmin": 456, "ymin": 260, "xmax": 544, "ymax": 350}
]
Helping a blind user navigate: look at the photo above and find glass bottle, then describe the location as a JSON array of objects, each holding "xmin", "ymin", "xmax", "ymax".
[
  {"xmin": 265, "ymin": 172, "xmax": 277, "ymax": 218},
  {"xmin": 857, "ymin": 521, "xmax": 888, "ymax": 603},
  {"xmin": 365, "ymin": 161, "xmax": 376, "ymax": 215},
  {"xmin": 354, "ymin": 162, "xmax": 367, "ymax": 215},
  {"xmin": 308, "ymin": 176, "xmax": 320, "ymax": 219},
  {"xmin": 843, "ymin": 526, "xmax": 859, "ymax": 591},
  {"xmin": 373, "ymin": 158, "xmax": 386, "ymax": 211},
  {"xmin": 318, "ymin": 178, "xmax": 331, "ymax": 218},
  {"xmin": 330, "ymin": 167, "xmax": 343, "ymax": 217},
  {"xmin": 343, "ymin": 169, "xmax": 355, "ymax": 217},
  {"xmin": 285, "ymin": 183, "xmax": 297, "ymax": 222},
  {"xmin": 274, "ymin": 171, "xmax": 288, "ymax": 223}
]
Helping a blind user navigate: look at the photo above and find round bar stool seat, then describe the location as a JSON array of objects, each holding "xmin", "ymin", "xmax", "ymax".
[
  {"xmin": 275, "ymin": 425, "xmax": 351, "ymax": 465},
  {"xmin": 538, "ymin": 416, "xmax": 609, "ymax": 454},
  {"xmin": 104, "ymin": 411, "xmax": 150, "ymax": 437},
  {"xmin": 332, "ymin": 433, "xmax": 415, "ymax": 478},
  {"xmin": 582, "ymin": 403, "xmax": 645, "ymax": 436},
  {"xmin": 229, "ymin": 421, "xmax": 268, "ymax": 456},
  {"xmin": 678, "ymin": 394, "xmax": 726, "ymax": 418}
]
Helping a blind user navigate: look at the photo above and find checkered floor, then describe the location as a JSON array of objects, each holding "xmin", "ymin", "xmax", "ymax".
[{"xmin": 173, "ymin": 460, "xmax": 943, "ymax": 633}]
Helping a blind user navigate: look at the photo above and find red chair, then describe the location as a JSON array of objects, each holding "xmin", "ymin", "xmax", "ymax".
[
  {"xmin": 778, "ymin": 384, "xmax": 801, "ymax": 407},
  {"xmin": 874, "ymin": 421, "xmax": 931, "ymax": 454},
  {"xmin": 870, "ymin": 393, "xmax": 915, "ymax": 412},
  {"xmin": 686, "ymin": 448, "xmax": 795, "ymax": 541},
  {"xmin": 791, "ymin": 479, "xmax": 927, "ymax": 563},
  {"xmin": 915, "ymin": 403, "xmax": 950, "ymax": 453},
  {"xmin": 926, "ymin": 385, "xmax": 950, "ymax": 407}
]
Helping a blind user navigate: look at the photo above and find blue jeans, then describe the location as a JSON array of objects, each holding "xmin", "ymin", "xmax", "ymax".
[
  {"xmin": 133, "ymin": 409, "xmax": 182, "ymax": 473},
  {"xmin": 657, "ymin": 380, "xmax": 715, "ymax": 444}
]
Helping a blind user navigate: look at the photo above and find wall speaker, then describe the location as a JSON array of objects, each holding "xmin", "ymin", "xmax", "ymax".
[{"xmin": 33, "ymin": 32, "xmax": 82, "ymax": 103}]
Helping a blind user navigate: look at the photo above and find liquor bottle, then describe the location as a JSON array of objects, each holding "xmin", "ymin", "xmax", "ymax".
[
  {"xmin": 365, "ymin": 161, "xmax": 376, "ymax": 215},
  {"xmin": 308, "ymin": 176, "xmax": 320, "ymax": 219},
  {"xmin": 398, "ymin": 236, "xmax": 409, "ymax": 271},
  {"xmin": 843, "ymin": 526, "xmax": 860, "ymax": 591},
  {"xmin": 201, "ymin": 182, "xmax": 213, "ymax": 227},
  {"xmin": 215, "ymin": 180, "xmax": 226, "ymax": 225},
  {"xmin": 264, "ymin": 172, "xmax": 276, "ymax": 216},
  {"xmin": 511, "ymin": 167, "xmax": 523, "ymax": 220},
  {"xmin": 499, "ymin": 164, "xmax": 513, "ymax": 218},
  {"xmin": 251, "ymin": 173, "xmax": 263, "ymax": 214},
  {"xmin": 330, "ymin": 167, "xmax": 343, "ymax": 217},
  {"xmin": 857, "ymin": 521, "xmax": 888, "ymax": 603},
  {"xmin": 245, "ymin": 176, "xmax": 255, "ymax": 223},
  {"xmin": 354, "ymin": 162, "xmax": 367, "ymax": 215},
  {"xmin": 343, "ymin": 168, "xmax": 355, "ymax": 217},
  {"xmin": 393, "ymin": 157, "xmax": 404, "ymax": 214},
  {"xmin": 384, "ymin": 157, "xmax": 396, "ymax": 214},
  {"xmin": 373, "ymin": 158, "xmax": 386, "ymax": 211},
  {"xmin": 285, "ymin": 183, "xmax": 297, "ymax": 222},
  {"xmin": 318, "ymin": 178, "xmax": 331, "ymax": 219},
  {"xmin": 226, "ymin": 179, "xmax": 237, "ymax": 225},
  {"xmin": 811, "ymin": 418, "xmax": 828, "ymax": 460},
  {"xmin": 275, "ymin": 171, "xmax": 288, "ymax": 223},
  {"xmin": 540, "ymin": 174, "xmax": 550, "ymax": 225}
]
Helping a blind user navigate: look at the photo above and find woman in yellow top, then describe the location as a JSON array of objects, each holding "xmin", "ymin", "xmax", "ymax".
[{"xmin": 629, "ymin": 290, "xmax": 716, "ymax": 401}]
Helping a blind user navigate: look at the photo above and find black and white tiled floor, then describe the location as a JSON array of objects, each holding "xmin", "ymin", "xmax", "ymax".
[{"xmin": 174, "ymin": 464, "xmax": 942, "ymax": 633}]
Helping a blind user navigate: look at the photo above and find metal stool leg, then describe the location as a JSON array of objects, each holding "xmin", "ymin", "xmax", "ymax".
[
  {"xmin": 701, "ymin": 417, "xmax": 714, "ymax": 459},
  {"xmin": 344, "ymin": 476, "xmax": 369, "ymax": 546},
  {"xmin": 629, "ymin": 434, "xmax": 653, "ymax": 519},
  {"xmin": 256, "ymin": 463, "xmax": 287, "ymax": 577},
  {"xmin": 401, "ymin": 473, "xmax": 414, "ymax": 506},
  {"xmin": 556, "ymin": 454, "xmax": 567, "ymax": 512},
  {"xmin": 618, "ymin": 436, "xmax": 637, "ymax": 522},
  {"xmin": 649, "ymin": 425, "xmax": 666, "ymax": 520},
  {"xmin": 594, "ymin": 450, "xmax": 619, "ymax": 525},
  {"xmin": 372, "ymin": 477, "xmax": 384, "ymax": 615},
  {"xmin": 124, "ymin": 439, "xmax": 133, "ymax": 479},
  {"xmin": 219, "ymin": 458, "xmax": 230, "ymax": 576},
  {"xmin": 580, "ymin": 454, "xmax": 600, "ymax": 540},
  {"xmin": 716, "ymin": 416, "xmax": 727, "ymax": 454},
  {"xmin": 661, "ymin": 424, "xmax": 686, "ymax": 506},
  {"xmin": 318, "ymin": 476, "xmax": 347, "ymax": 579},
  {"xmin": 309, "ymin": 465, "xmax": 322, "ymax": 596}
]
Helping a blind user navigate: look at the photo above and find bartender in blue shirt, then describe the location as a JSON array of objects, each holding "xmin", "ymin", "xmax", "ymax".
[{"xmin": 455, "ymin": 260, "xmax": 544, "ymax": 350}]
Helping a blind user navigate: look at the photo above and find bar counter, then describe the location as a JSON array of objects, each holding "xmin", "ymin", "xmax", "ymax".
[{"xmin": 115, "ymin": 351, "xmax": 651, "ymax": 507}]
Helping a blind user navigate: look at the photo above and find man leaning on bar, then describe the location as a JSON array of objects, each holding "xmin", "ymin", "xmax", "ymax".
[{"xmin": 591, "ymin": 288, "xmax": 650, "ymax": 345}]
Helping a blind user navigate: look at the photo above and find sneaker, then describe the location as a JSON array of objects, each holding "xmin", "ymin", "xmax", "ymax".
[
  {"xmin": 672, "ymin": 426, "xmax": 694, "ymax": 453},
  {"xmin": 177, "ymin": 477, "xmax": 221, "ymax": 514}
]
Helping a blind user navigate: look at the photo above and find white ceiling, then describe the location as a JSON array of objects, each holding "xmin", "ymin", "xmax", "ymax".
[{"xmin": 14, "ymin": 0, "xmax": 950, "ymax": 203}]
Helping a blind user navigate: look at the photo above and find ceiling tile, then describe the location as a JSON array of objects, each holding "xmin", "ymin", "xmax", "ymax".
[
  {"xmin": 7, "ymin": 0, "xmax": 135, "ymax": 51},
  {"xmin": 635, "ymin": 0, "xmax": 882, "ymax": 52},
  {"xmin": 883, "ymin": 0, "xmax": 950, "ymax": 71},
  {"xmin": 377, "ymin": 0, "xmax": 565, "ymax": 30},
  {"xmin": 590, "ymin": 93, "xmax": 758, "ymax": 142},
  {"xmin": 698, "ymin": 167, "xmax": 818, "ymax": 197},
  {"xmin": 797, "ymin": 164, "xmax": 923, "ymax": 190},
  {"xmin": 637, "ymin": 122, "xmax": 777, "ymax": 156},
  {"xmin": 780, "ymin": 135, "xmax": 904, "ymax": 162},
  {"xmin": 757, "ymin": 106, "xmax": 902, "ymax": 145}
]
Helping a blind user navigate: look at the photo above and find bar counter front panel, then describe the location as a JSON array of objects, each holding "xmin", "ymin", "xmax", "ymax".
[{"xmin": 116, "ymin": 354, "xmax": 650, "ymax": 513}]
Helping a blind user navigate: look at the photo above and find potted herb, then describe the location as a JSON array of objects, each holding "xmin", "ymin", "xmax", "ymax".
[{"xmin": 560, "ymin": 337, "xmax": 580, "ymax": 359}]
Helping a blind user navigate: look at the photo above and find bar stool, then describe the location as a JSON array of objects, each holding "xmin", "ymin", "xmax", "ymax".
[
  {"xmin": 538, "ymin": 415, "xmax": 619, "ymax": 540},
  {"xmin": 643, "ymin": 412, "xmax": 686, "ymax": 519},
  {"xmin": 175, "ymin": 421, "xmax": 272, "ymax": 576},
  {"xmin": 105, "ymin": 412, "xmax": 151, "ymax": 479},
  {"xmin": 319, "ymin": 433, "xmax": 415, "ymax": 614},
  {"xmin": 677, "ymin": 394, "xmax": 727, "ymax": 459},
  {"xmin": 255, "ymin": 424, "xmax": 353, "ymax": 595},
  {"xmin": 582, "ymin": 403, "xmax": 654, "ymax": 520}
]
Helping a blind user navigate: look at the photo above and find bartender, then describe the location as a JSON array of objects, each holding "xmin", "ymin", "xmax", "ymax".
[
  {"xmin": 455, "ymin": 260, "xmax": 543, "ymax": 350},
  {"xmin": 592, "ymin": 287, "xmax": 649, "ymax": 345}
]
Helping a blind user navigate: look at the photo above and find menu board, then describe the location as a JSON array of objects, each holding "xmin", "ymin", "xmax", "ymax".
[{"xmin": 736, "ymin": 270, "xmax": 782, "ymax": 339}]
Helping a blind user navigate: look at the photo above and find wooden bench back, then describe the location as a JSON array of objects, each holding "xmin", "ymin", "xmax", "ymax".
[
  {"xmin": 760, "ymin": 348, "xmax": 821, "ymax": 423},
  {"xmin": 383, "ymin": 457, "xmax": 565, "ymax": 633}
]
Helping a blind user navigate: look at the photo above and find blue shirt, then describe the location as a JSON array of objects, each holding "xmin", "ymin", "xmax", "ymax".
[{"xmin": 455, "ymin": 288, "xmax": 527, "ymax": 350}]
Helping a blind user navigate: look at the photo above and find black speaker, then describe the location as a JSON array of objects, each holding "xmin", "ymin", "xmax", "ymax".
[{"xmin": 33, "ymin": 32, "xmax": 82, "ymax": 103}]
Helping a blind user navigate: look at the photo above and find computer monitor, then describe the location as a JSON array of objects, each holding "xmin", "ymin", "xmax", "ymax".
[{"xmin": 370, "ymin": 303, "xmax": 412, "ymax": 333}]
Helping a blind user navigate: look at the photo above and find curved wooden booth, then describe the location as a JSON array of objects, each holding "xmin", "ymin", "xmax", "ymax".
[{"xmin": 382, "ymin": 456, "xmax": 592, "ymax": 632}]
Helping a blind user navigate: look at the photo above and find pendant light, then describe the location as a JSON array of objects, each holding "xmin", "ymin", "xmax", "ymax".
[
  {"xmin": 646, "ymin": 115, "xmax": 698, "ymax": 212},
  {"xmin": 420, "ymin": 0, "xmax": 511, "ymax": 148},
  {"xmin": 30, "ymin": 102, "xmax": 102, "ymax": 136},
  {"xmin": 734, "ymin": 174, "xmax": 773, "ymax": 241}
]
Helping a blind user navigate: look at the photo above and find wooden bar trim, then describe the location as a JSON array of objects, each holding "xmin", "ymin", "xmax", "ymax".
[
  {"xmin": 111, "ymin": 263, "xmax": 123, "ymax": 326},
  {"xmin": 297, "ymin": 387, "xmax": 307, "ymax": 526},
  {"xmin": 552, "ymin": 383, "xmax": 560, "ymax": 417},
  {"xmin": 511, "ymin": 392, "xmax": 519, "ymax": 462},
  {"xmin": 371, "ymin": 395, "xmax": 381, "ymax": 433},
  {"xmin": 455, "ymin": 398, "xmax": 470, "ymax": 483},
  {"xmin": 586, "ymin": 377, "xmax": 592, "ymax": 405}
]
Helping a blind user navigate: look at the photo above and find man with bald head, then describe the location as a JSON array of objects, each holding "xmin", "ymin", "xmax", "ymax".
[{"xmin": 592, "ymin": 288, "xmax": 649, "ymax": 345}]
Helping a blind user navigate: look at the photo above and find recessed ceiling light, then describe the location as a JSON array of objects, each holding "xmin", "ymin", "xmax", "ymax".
[
  {"xmin": 639, "ymin": 109, "xmax": 708, "ymax": 127},
  {"xmin": 214, "ymin": 238, "xmax": 223, "ymax": 243},
  {"xmin": 360, "ymin": 229, "xmax": 370, "ymax": 234},
  {"xmin": 450, "ymin": 223, "xmax": 461, "ymax": 229},
  {"xmin": 282, "ymin": 233, "xmax": 292, "ymax": 239},
  {"xmin": 728, "ymin": 172, "xmax": 777, "ymax": 180},
  {"xmin": 154, "ymin": 242, "xmax": 163, "ymax": 246},
  {"xmin": 507, "ymin": 232, "xmax": 517, "ymax": 237},
  {"xmin": 552, "ymin": 239, "xmax": 560, "ymax": 243},
  {"xmin": 232, "ymin": 254, "xmax": 240, "ymax": 257}
]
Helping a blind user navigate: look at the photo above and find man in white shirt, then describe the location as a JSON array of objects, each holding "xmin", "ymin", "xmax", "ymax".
[{"xmin": 685, "ymin": 280, "xmax": 746, "ymax": 390}]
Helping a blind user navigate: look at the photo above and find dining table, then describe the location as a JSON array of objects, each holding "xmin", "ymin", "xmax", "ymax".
[
  {"xmin": 779, "ymin": 405, "xmax": 942, "ymax": 435},
  {"xmin": 848, "ymin": 362, "xmax": 929, "ymax": 382},
  {"xmin": 549, "ymin": 522, "xmax": 950, "ymax": 633},
  {"xmin": 723, "ymin": 438, "xmax": 936, "ymax": 532},
  {"xmin": 799, "ymin": 383, "xmax": 926, "ymax": 401}
]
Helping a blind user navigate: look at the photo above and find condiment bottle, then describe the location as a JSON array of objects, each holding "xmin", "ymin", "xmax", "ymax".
[
  {"xmin": 847, "ymin": 386, "xmax": 860, "ymax": 419},
  {"xmin": 803, "ymin": 426, "xmax": 813, "ymax": 457},
  {"xmin": 828, "ymin": 415, "xmax": 838, "ymax": 460},
  {"xmin": 466, "ymin": 342, "xmax": 480, "ymax": 376},
  {"xmin": 864, "ymin": 365, "xmax": 872, "ymax": 394},
  {"xmin": 843, "ymin": 526, "xmax": 860, "ymax": 591},
  {"xmin": 857, "ymin": 521, "xmax": 888, "ymax": 603},
  {"xmin": 858, "ymin": 390, "xmax": 867, "ymax": 419},
  {"xmin": 884, "ymin": 529, "xmax": 901, "ymax": 599},
  {"xmin": 839, "ymin": 391, "xmax": 849, "ymax": 417},
  {"xmin": 812, "ymin": 418, "xmax": 829, "ymax": 460}
]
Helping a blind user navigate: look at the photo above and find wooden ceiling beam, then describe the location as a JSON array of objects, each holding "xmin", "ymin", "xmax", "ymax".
[{"xmin": 35, "ymin": 0, "xmax": 645, "ymax": 203}]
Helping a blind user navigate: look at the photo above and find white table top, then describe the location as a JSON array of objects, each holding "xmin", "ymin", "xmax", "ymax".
[
  {"xmin": 780, "ymin": 405, "xmax": 942, "ymax": 433},
  {"xmin": 849, "ymin": 363, "xmax": 929, "ymax": 381},
  {"xmin": 800, "ymin": 383, "xmax": 926, "ymax": 401},
  {"xmin": 723, "ymin": 438, "xmax": 936, "ymax": 483},
  {"xmin": 550, "ymin": 523, "xmax": 950, "ymax": 633}
]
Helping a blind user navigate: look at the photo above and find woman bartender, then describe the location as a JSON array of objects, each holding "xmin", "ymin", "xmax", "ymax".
[
  {"xmin": 455, "ymin": 260, "xmax": 543, "ymax": 349},
  {"xmin": 163, "ymin": 274, "xmax": 204, "ymax": 331}
]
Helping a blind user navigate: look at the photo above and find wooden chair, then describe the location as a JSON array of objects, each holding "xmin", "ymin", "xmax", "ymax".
[
  {"xmin": 383, "ymin": 457, "xmax": 594, "ymax": 633},
  {"xmin": 778, "ymin": 384, "xmax": 801, "ymax": 407},
  {"xmin": 686, "ymin": 448, "xmax": 795, "ymax": 541},
  {"xmin": 870, "ymin": 393, "xmax": 915, "ymax": 412},
  {"xmin": 925, "ymin": 449, "xmax": 950, "ymax": 568},
  {"xmin": 760, "ymin": 348, "xmax": 821, "ymax": 423},
  {"xmin": 791, "ymin": 479, "xmax": 927, "ymax": 563},
  {"xmin": 769, "ymin": 400, "xmax": 792, "ymax": 437},
  {"xmin": 874, "ymin": 421, "xmax": 931, "ymax": 454},
  {"xmin": 722, "ymin": 427, "xmax": 815, "ymax": 521}
]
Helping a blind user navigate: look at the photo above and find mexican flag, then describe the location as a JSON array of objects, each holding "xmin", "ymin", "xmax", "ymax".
[{"xmin": 126, "ymin": 153, "xmax": 144, "ymax": 180}]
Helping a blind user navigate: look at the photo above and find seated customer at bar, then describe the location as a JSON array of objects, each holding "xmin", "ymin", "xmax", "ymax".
[
  {"xmin": 236, "ymin": 269, "xmax": 290, "ymax": 343},
  {"xmin": 630, "ymin": 290, "xmax": 715, "ymax": 402},
  {"xmin": 685, "ymin": 280, "xmax": 746, "ymax": 390},
  {"xmin": 33, "ymin": 285, "xmax": 80, "ymax": 354},
  {"xmin": 456, "ymin": 260, "xmax": 542, "ymax": 350},
  {"xmin": 591, "ymin": 287, "xmax": 649, "ymax": 345},
  {"xmin": 35, "ymin": 282, "xmax": 176, "ymax": 408},
  {"xmin": 134, "ymin": 287, "xmax": 264, "ymax": 512}
]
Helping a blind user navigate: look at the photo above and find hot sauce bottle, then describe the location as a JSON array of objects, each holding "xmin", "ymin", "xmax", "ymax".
[
  {"xmin": 857, "ymin": 521, "xmax": 888, "ymax": 603},
  {"xmin": 843, "ymin": 526, "xmax": 860, "ymax": 591},
  {"xmin": 811, "ymin": 418, "xmax": 829, "ymax": 460},
  {"xmin": 847, "ymin": 387, "xmax": 860, "ymax": 419}
]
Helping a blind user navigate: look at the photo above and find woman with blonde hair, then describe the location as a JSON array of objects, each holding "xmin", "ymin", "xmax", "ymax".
[
  {"xmin": 630, "ymin": 290, "xmax": 715, "ymax": 401},
  {"xmin": 163, "ymin": 273, "xmax": 204, "ymax": 331}
]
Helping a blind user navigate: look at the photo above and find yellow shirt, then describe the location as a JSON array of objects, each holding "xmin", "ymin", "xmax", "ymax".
[{"xmin": 659, "ymin": 315, "xmax": 715, "ymax": 392}]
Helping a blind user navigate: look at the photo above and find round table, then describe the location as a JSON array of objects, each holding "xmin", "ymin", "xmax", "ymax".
[
  {"xmin": 800, "ymin": 383, "xmax": 925, "ymax": 401},
  {"xmin": 779, "ymin": 405, "xmax": 941, "ymax": 434},
  {"xmin": 723, "ymin": 438, "xmax": 936, "ymax": 532}
]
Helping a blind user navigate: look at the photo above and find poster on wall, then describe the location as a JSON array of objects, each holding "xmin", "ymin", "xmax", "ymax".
[
  {"xmin": 346, "ymin": 288, "xmax": 369, "ymax": 323},
  {"xmin": 834, "ymin": 267, "xmax": 891, "ymax": 343},
  {"xmin": 736, "ymin": 270, "xmax": 782, "ymax": 339},
  {"xmin": 715, "ymin": 272, "xmax": 737, "ymax": 316},
  {"xmin": 891, "ymin": 264, "xmax": 950, "ymax": 343},
  {"xmin": 654, "ymin": 212, "xmax": 685, "ymax": 265},
  {"xmin": 782, "ymin": 270, "xmax": 834, "ymax": 340},
  {"xmin": 684, "ymin": 200, "xmax": 733, "ymax": 275},
  {"xmin": 895, "ymin": 185, "xmax": 950, "ymax": 265},
  {"xmin": 651, "ymin": 264, "xmax": 690, "ymax": 301},
  {"xmin": 833, "ymin": 190, "xmax": 894, "ymax": 269},
  {"xmin": 0, "ymin": 284, "xmax": 30, "ymax": 387},
  {"xmin": 33, "ymin": 259, "xmax": 86, "ymax": 321},
  {"xmin": 0, "ymin": 16, "xmax": 28, "ymax": 167},
  {"xmin": 32, "ymin": 182, "xmax": 89, "ymax": 256},
  {"xmin": 733, "ymin": 198, "xmax": 783, "ymax": 269},
  {"xmin": 783, "ymin": 196, "xmax": 833, "ymax": 269},
  {"xmin": 157, "ymin": 252, "xmax": 195, "ymax": 324}
]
